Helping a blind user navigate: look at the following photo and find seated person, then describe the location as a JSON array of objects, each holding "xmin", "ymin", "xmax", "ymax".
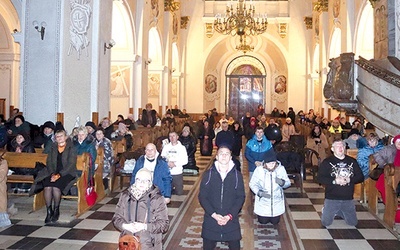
[
  {"xmin": 111, "ymin": 122, "xmax": 133, "ymax": 151},
  {"xmin": 328, "ymin": 119, "xmax": 343, "ymax": 134},
  {"xmin": 357, "ymin": 133, "xmax": 384, "ymax": 179},
  {"xmin": 33, "ymin": 121, "xmax": 55, "ymax": 153},
  {"xmin": 7, "ymin": 115, "xmax": 30, "ymax": 139},
  {"xmin": 343, "ymin": 129, "xmax": 367, "ymax": 149},
  {"xmin": 161, "ymin": 111, "xmax": 175, "ymax": 126},
  {"xmin": 95, "ymin": 128, "xmax": 114, "ymax": 175},
  {"xmin": 179, "ymin": 109, "xmax": 190, "ymax": 118},
  {"xmin": 85, "ymin": 121, "xmax": 97, "ymax": 138},
  {"xmin": 73, "ymin": 126, "xmax": 97, "ymax": 174},
  {"xmin": 99, "ymin": 117, "xmax": 114, "ymax": 140}
]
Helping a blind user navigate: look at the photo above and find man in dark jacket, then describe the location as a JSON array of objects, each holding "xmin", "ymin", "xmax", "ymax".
[
  {"xmin": 318, "ymin": 139, "xmax": 364, "ymax": 227},
  {"xmin": 215, "ymin": 121, "xmax": 235, "ymax": 149},
  {"xmin": 199, "ymin": 146, "xmax": 245, "ymax": 249}
]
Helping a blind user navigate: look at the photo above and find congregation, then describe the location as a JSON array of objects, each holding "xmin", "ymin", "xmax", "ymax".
[{"xmin": 0, "ymin": 103, "xmax": 400, "ymax": 249}]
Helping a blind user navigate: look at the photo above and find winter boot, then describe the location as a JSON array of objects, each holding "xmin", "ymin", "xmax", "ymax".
[
  {"xmin": 52, "ymin": 206, "xmax": 60, "ymax": 222},
  {"xmin": 45, "ymin": 206, "xmax": 53, "ymax": 224}
]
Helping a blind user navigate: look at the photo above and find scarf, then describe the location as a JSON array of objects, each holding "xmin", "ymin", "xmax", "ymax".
[{"xmin": 128, "ymin": 184, "xmax": 150, "ymax": 200}]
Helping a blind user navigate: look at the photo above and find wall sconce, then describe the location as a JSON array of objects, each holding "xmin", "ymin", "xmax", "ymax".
[
  {"xmin": 170, "ymin": 68, "xmax": 176, "ymax": 74},
  {"xmin": 104, "ymin": 39, "xmax": 116, "ymax": 54},
  {"xmin": 32, "ymin": 21, "xmax": 46, "ymax": 40},
  {"xmin": 145, "ymin": 58, "xmax": 152, "ymax": 65}
]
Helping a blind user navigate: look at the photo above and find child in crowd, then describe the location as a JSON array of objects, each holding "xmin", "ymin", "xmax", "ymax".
[{"xmin": 249, "ymin": 149, "xmax": 291, "ymax": 225}]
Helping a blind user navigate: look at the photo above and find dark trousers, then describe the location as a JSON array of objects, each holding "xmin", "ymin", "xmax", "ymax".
[
  {"xmin": 171, "ymin": 174, "xmax": 183, "ymax": 195},
  {"xmin": 258, "ymin": 215, "xmax": 281, "ymax": 225},
  {"xmin": 203, "ymin": 238, "xmax": 240, "ymax": 250}
]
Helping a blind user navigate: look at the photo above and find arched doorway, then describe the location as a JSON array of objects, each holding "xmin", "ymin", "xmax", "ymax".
[{"xmin": 225, "ymin": 56, "xmax": 266, "ymax": 121}]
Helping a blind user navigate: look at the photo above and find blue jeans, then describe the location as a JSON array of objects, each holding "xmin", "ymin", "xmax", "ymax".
[{"xmin": 321, "ymin": 199, "xmax": 358, "ymax": 227}]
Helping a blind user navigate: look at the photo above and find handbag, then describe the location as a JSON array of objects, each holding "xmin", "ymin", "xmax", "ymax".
[
  {"xmin": 118, "ymin": 234, "xmax": 141, "ymax": 250},
  {"xmin": 84, "ymin": 155, "xmax": 97, "ymax": 206}
]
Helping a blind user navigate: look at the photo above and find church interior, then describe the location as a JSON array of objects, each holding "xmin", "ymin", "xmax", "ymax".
[{"xmin": 1, "ymin": 0, "xmax": 400, "ymax": 249}]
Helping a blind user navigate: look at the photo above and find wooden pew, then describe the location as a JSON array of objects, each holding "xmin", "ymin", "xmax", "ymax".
[
  {"xmin": 383, "ymin": 164, "xmax": 400, "ymax": 228},
  {"xmin": 5, "ymin": 152, "xmax": 48, "ymax": 211},
  {"xmin": 94, "ymin": 147, "xmax": 105, "ymax": 202},
  {"xmin": 5, "ymin": 152, "xmax": 93, "ymax": 217},
  {"xmin": 367, "ymin": 155, "xmax": 379, "ymax": 215}
]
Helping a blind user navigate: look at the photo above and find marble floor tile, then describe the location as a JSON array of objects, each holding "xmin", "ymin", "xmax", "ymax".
[
  {"xmin": 42, "ymin": 239, "xmax": 88, "ymax": 250},
  {"xmin": 286, "ymin": 198, "xmax": 313, "ymax": 205},
  {"xmin": 291, "ymin": 211, "xmax": 320, "ymax": 220},
  {"xmin": 358, "ymin": 229, "xmax": 398, "ymax": 240},
  {"xmin": 90, "ymin": 230, "xmax": 120, "ymax": 243},
  {"xmin": 307, "ymin": 192, "xmax": 325, "ymax": 199},
  {"xmin": 297, "ymin": 228, "xmax": 333, "ymax": 239},
  {"xmin": 59, "ymin": 228, "xmax": 99, "ymax": 241},
  {"xmin": 28, "ymin": 226, "xmax": 71, "ymax": 239},
  {"xmin": 73, "ymin": 219, "xmax": 110, "ymax": 230},
  {"xmin": 96, "ymin": 204, "xmax": 118, "ymax": 212},
  {"xmin": 334, "ymin": 239, "xmax": 374, "ymax": 250},
  {"xmin": 0, "ymin": 235, "xmax": 25, "ymax": 249}
]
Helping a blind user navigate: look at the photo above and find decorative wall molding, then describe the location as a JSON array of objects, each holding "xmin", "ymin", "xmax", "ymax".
[
  {"xmin": 0, "ymin": 64, "xmax": 11, "ymax": 71},
  {"xmin": 67, "ymin": 0, "xmax": 92, "ymax": 59}
]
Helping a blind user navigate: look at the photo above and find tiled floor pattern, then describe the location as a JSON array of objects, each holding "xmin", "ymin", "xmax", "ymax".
[
  {"xmin": 286, "ymin": 181, "xmax": 400, "ymax": 250},
  {"xmin": 2, "ymin": 147, "xmax": 400, "ymax": 249}
]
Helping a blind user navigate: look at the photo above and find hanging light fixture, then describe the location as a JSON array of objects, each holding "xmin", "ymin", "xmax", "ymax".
[
  {"xmin": 214, "ymin": 0, "xmax": 268, "ymax": 37},
  {"xmin": 235, "ymin": 35, "xmax": 254, "ymax": 54}
]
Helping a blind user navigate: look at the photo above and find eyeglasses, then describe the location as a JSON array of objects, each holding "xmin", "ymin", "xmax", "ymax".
[{"xmin": 135, "ymin": 178, "xmax": 151, "ymax": 184}]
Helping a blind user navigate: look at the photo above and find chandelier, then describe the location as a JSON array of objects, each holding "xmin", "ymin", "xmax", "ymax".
[
  {"xmin": 214, "ymin": 0, "xmax": 268, "ymax": 37},
  {"xmin": 235, "ymin": 35, "xmax": 254, "ymax": 54}
]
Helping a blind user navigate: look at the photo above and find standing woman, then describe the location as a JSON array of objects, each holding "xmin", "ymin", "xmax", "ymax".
[
  {"xmin": 281, "ymin": 117, "xmax": 296, "ymax": 142},
  {"xmin": 198, "ymin": 120, "xmax": 215, "ymax": 156},
  {"xmin": 40, "ymin": 130, "xmax": 77, "ymax": 223},
  {"xmin": 113, "ymin": 168, "xmax": 169, "ymax": 249}
]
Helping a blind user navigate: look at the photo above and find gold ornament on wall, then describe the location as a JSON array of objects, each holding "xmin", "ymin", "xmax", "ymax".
[
  {"xmin": 164, "ymin": 0, "xmax": 180, "ymax": 12},
  {"xmin": 205, "ymin": 23, "xmax": 213, "ymax": 38},
  {"xmin": 304, "ymin": 17, "xmax": 313, "ymax": 30},
  {"xmin": 313, "ymin": 0, "xmax": 328, "ymax": 13},
  {"xmin": 278, "ymin": 23, "xmax": 287, "ymax": 38},
  {"xmin": 181, "ymin": 16, "xmax": 190, "ymax": 29}
]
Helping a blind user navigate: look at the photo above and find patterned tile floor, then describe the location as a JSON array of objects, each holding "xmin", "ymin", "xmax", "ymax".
[{"xmin": 1, "ymin": 146, "xmax": 400, "ymax": 249}]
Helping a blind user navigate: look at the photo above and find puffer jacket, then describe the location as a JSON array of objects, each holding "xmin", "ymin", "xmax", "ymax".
[
  {"xmin": 179, "ymin": 134, "xmax": 197, "ymax": 170},
  {"xmin": 357, "ymin": 142, "xmax": 384, "ymax": 179},
  {"xmin": 249, "ymin": 161, "xmax": 291, "ymax": 217},
  {"xmin": 112, "ymin": 186, "xmax": 169, "ymax": 250},
  {"xmin": 373, "ymin": 144, "xmax": 397, "ymax": 168},
  {"xmin": 245, "ymin": 135, "xmax": 272, "ymax": 172}
]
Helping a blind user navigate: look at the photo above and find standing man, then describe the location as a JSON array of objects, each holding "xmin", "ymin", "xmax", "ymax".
[
  {"xmin": 130, "ymin": 143, "xmax": 172, "ymax": 204},
  {"xmin": 245, "ymin": 126, "xmax": 273, "ymax": 180},
  {"xmin": 199, "ymin": 146, "xmax": 245, "ymax": 250},
  {"xmin": 215, "ymin": 121, "xmax": 235, "ymax": 149},
  {"xmin": 318, "ymin": 139, "xmax": 364, "ymax": 227},
  {"xmin": 161, "ymin": 132, "xmax": 188, "ymax": 195}
]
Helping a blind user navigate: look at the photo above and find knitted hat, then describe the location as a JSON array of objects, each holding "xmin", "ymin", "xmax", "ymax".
[
  {"xmin": 54, "ymin": 121, "xmax": 65, "ymax": 132},
  {"xmin": 85, "ymin": 121, "xmax": 97, "ymax": 130},
  {"xmin": 43, "ymin": 121, "xmax": 55, "ymax": 130},
  {"xmin": 263, "ymin": 149, "xmax": 277, "ymax": 163}
]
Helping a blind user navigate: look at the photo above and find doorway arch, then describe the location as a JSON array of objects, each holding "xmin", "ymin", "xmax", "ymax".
[{"xmin": 225, "ymin": 56, "xmax": 266, "ymax": 121}]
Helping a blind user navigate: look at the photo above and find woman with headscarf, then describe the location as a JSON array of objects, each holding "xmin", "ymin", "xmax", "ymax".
[
  {"xmin": 113, "ymin": 168, "xmax": 169, "ymax": 249},
  {"xmin": 281, "ymin": 117, "xmax": 296, "ymax": 142}
]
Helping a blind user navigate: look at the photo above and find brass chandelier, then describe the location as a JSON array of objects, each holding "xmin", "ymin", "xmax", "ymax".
[{"xmin": 214, "ymin": 0, "xmax": 268, "ymax": 53}]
